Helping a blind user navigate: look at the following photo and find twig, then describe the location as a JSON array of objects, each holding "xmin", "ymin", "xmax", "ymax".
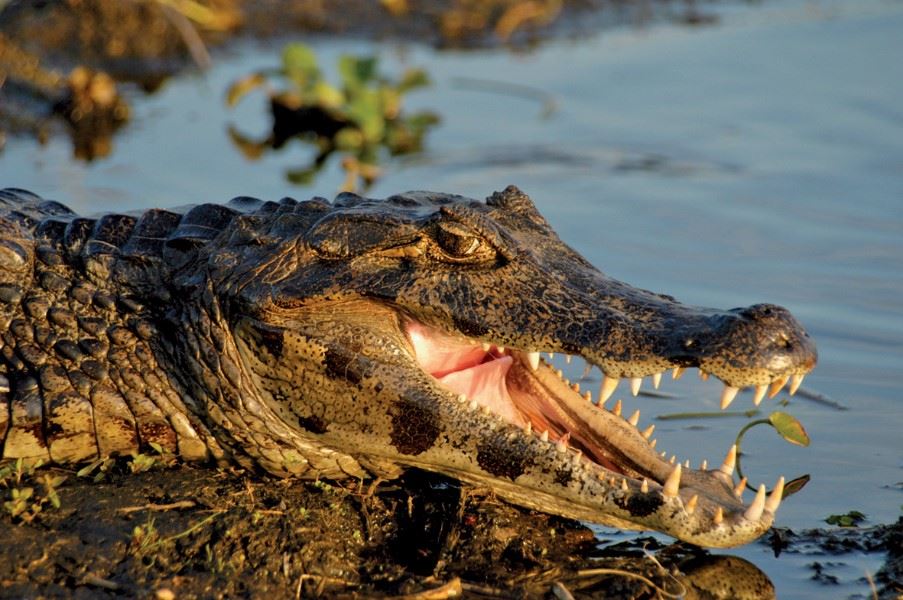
[{"xmin": 117, "ymin": 500, "xmax": 196, "ymax": 513}]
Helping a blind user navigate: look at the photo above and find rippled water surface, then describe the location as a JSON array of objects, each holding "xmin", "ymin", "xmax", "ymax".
[{"xmin": 3, "ymin": 0, "xmax": 902, "ymax": 595}]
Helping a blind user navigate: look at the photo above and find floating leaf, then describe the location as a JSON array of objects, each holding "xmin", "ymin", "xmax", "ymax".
[
  {"xmin": 768, "ymin": 411, "xmax": 810, "ymax": 447},
  {"xmin": 397, "ymin": 68, "xmax": 430, "ymax": 93},
  {"xmin": 781, "ymin": 474, "xmax": 810, "ymax": 499},
  {"xmin": 339, "ymin": 55, "xmax": 378, "ymax": 89},
  {"xmin": 225, "ymin": 72, "xmax": 267, "ymax": 107},
  {"xmin": 282, "ymin": 43, "xmax": 319, "ymax": 85},
  {"xmin": 825, "ymin": 510, "xmax": 866, "ymax": 527}
]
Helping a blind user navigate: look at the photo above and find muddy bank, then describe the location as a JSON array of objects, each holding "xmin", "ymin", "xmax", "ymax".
[{"xmin": 1, "ymin": 461, "xmax": 900, "ymax": 599}]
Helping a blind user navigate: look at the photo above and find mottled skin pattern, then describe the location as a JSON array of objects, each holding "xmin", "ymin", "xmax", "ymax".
[{"xmin": 0, "ymin": 186, "xmax": 817, "ymax": 547}]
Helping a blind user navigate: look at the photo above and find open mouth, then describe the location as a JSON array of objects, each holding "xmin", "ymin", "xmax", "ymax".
[{"xmin": 405, "ymin": 318, "xmax": 786, "ymax": 522}]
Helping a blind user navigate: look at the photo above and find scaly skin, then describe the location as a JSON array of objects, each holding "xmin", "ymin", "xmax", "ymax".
[{"xmin": 0, "ymin": 186, "xmax": 816, "ymax": 547}]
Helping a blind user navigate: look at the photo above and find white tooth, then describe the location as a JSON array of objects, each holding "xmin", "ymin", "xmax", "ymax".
[
  {"xmin": 523, "ymin": 422, "xmax": 532, "ymax": 435},
  {"xmin": 790, "ymin": 373, "xmax": 805, "ymax": 395},
  {"xmin": 481, "ymin": 404, "xmax": 491, "ymax": 415},
  {"xmin": 571, "ymin": 382, "xmax": 580, "ymax": 393},
  {"xmin": 699, "ymin": 370, "xmax": 709, "ymax": 381},
  {"xmin": 640, "ymin": 479, "xmax": 649, "ymax": 493},
  {"xmin": 660, "ymin": 450, "xmax": 667, "ymax": 458},
  {"xmin": 627, "ymin": 410, "xmax": 640, "ymax": 426},
  {"xmin": 581, "ymin": 363, "xmax": 593, "ymax": 379},
  {"xmin": 556, "ymin": 439, "xmax": 567, "ymax": 452},
  {"xmin": 599, "ymin": 376, "xmax": 619, "ymax": 404},
  {"xmin": 498, "ymin": 346, "xmax": 505, "ymax": 354},
  {"xmin": 686, "ymin": 494, "xmax": 698, "ymax": 514},
  {"xmin": 457, "ymin": 394, "xmax": 467, "ymax": 403},
  {"xmin": 565, "ymin": 355, "xmax": 572, "ymax": 364},
  {"xmin": 612, "ymin": 399, "xmax": 622, "ymax": 417},
  {"xmin": 669, "ymin": 455, "xmax": 676, "ymax": 465},
  {"xmin": 768, "ymin": 375, "xmax": 789, "ymax": 398},
  {"xmin": 700, "ymin": 459, "xmax": 708, "ymax": 470},
  {"xmin": 683, "ymin": 459, "xmax": 690, "ymax": 469},
  {"xmin": 719, "ymin": 444, "xmax": 737, "ymax": 476},
  {"xmin": 753, "ymin": 385, "xmax": 768, "ymax": 406},
  {"xmin": 765, "ymin": 476, "xmax": 785, "ymax": 514},
  {"xmin": 540, "ymin": 430, "xmax": 549, "ymax": 442},
  {"xmin": 720, "ymin": 385, "xmax": 740, "ymax": 410},
  {"xmin": 650, "ymin": 438, "xmax": 658, "ymax": 449},
  {"xmin": 482, "ymin": 343, "xmax": 491, "ymax": 352},
  {"xmin": 663, "ymin": 463, "xmax": 681, "ymax": 498},
  {"xmin": 744, "ymin": 484, "xmax": 767, "ymax": 521},
  {"xmin": 547, "ymin": 352, "xmax": 555, "ymax": 360},
  {"xmin": 641, "ymin": 424, "xmax": 655, "ymax": 439},
  {"xmin": 630, "ymin": 377, "xmax": 642, "ymax": 396},
  {"xmin": 583, "ymin": 390, "xmax": 592, "ymax": 402},
  {"xmin": 621, "ymin": 478, "xmax": 629, "ymax": 491},
  {"xmin": 527, "ymin": 352, "xmax": 540, "ymax": 370},
  {"xmin": 469, "ymin": 399, "xmax": 479, "ymax": 411},
  {"xmin": 652, "ymin": 372, "xmax": 662, "ymax": 389},
  {"xmin": 714, "ymin": 507, "xmax": 724, "ymax": 525},
  {"xmin": 556, "ymin": 369, "xmax": 563, "ymax": 379},
  {"xmin": 672, "ymin": 367, "xmax": 685, "ymax": 380},
  {"xmin": 734, "ymin": 476, "xmax": 748, "ymax": 497}
]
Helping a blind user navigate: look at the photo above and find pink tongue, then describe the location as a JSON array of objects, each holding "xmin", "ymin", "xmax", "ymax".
[
  {"xmin": 438, "ymin": 356, "xmax": 524, "ymax": 426},
  {"xmin": 407, "ymin": 322, "xmax": 487, "ymax": 377}
]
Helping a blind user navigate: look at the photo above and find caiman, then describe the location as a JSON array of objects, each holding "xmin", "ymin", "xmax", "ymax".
[{"xmin": 0, "ymin": 185, "xmax": 817, "ymax": 548}]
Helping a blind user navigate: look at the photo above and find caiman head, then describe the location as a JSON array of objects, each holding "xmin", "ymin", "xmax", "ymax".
[{"xmin": 181, "ymin": 185, "xmax": 817, "ymax": 548}]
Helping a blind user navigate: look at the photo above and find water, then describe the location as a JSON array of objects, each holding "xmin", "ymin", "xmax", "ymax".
[{"xmin": 2, "ymin": 0, "xmax": 902, "ymax": 595}]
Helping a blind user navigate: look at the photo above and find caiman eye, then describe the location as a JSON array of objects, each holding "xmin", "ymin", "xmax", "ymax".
[{"xmin": 434, "ymin": 221, "xmax": 496, "ymax": 263}]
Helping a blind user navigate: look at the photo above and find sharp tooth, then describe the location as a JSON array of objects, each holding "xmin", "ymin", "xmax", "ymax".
[
  {"xmin": 599, "ymin": 376, "xmax": 619, "ymax": 404},
  {"xmin": 699, "ymin": 370, "xmax": 709, "ymax": 381},
  {"xmin": 663, "ymin": 464, "xmax": 681, "ymax": 498},
  {"xmin": 547, "ymin": 352, "xmax": 555, "ymax": 360},
  {"xmin": 720, "ymin": 385, "xmax": 740, "ymax": 410},
  {"xmin": 469, "ymin": 399, "xmax": 479, "ymax": 411},
  {"xmin": 686, "ymin": 494, "xmax": 698, "ymax": 514},
  {"xmin": 498, "ymin": 346, "xmax": 505, "ymax": 353},
  {"xmin": 627, "ymin": 410, "xmax": 640, "ymax": 426},
  {"xmin": 765, "ymin": 476, "xmax": 785, "ymax": 514},
  {"xmin": 768, "ymin": 375, "xmax": 789, "ymax": 398},
  {"xmin": 527, "ymin": 352, "xmax": 540, "ymax": 370},
  {"xmin": 669, "ymin": 455, "xmax": 676, "ymax": 465},
  {"xmin": 734, "ymin": 476, "xmax": 748, "ymax": 497},
  {"xmin": 523, "ymin": 422, "xmax": 532, "ymax": 435},
  {"xmin": 621, "ymin": 478, "xmax": 629, "ymax": 491},
  {"xmin": 789, "ymin": 373, "xmax": 805, "ymax": 395},
  {"xmin": 556, "ymin": 369, "xmax": 563, "ymax": 379},
  {"xmin": 612, "ymin": 399, "xmax": 622, "ymax": 417},
  {"xmin": 700, "ymin": 459, "xmax": 708, "ymax": 470},
  {"xmin": 652, "ymin": 372, "xmax": 662, "ymax": 389},
  {"xmin": 650, "ymin": 438, "xmax": 657, "ymax": 449},
  {"xmin": 583, "ymin": 390, "xmax": 592, "ymax": 402},
  {"xmin": 672, "ymin": 367, "xmax": 685, "ymax": 380},
  {"xmin": 719, "ymin": 445, "xmax": 737, "ymax": 476},
  {"xmin": 683, "ymin": 459, "xmax": 690, "ymax": 469},
  {"xmin": 556, "ymin": 439, "xmax": 567, "ymax": 452},
  {"xmin": 641, "ymin": 424, "xmax": 655, "ymax": 439},
  {"xmin": 559, "ymin": 432, "xmax": 571, "ymax": 445},
  {"xmin": 744, "ymin": 484, "xmax": 767, "ymax": 521},
  {"xmin": 630, "ymin": 377, "xmax": 642, "ymax": 396},
  {"xmin": 753, "ymin": 385, "xmax": 768, "ymax": 406},
  {"xmin": 714, "ymin": 507, "xmax": 723, "ymax": 525},
  {"xmin": 565, "ymin": 355, "xmax": 572, "ymax": 364},
  {"xmin": 581, "ymin": 363, "xmax": 593, "ymax": 379},
  {"xmin": 482, "ymin": 343, "xmax": 491, "ymax": 352},
  {"xmin": 457, "ymin": 394, "xmax": 467, "ymax": 403},
  {"xmin": 640, "ymin": 479, "xmax": 649, "ymax": 493},
  {"xmin": 540, "ymin": 430, "xmax": 549, "ymax": 442},
  {"xmin": 571, "ymin": 382, "xmax": 580, "ymax": 393}
]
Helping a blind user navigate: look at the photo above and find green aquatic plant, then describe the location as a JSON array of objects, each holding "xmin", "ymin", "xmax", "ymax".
[
  {"xmin": 226, "ymin": 43, "xmax": 439, "ymax": 191},
  {"xmin": 0, "ymin": 458, "xmax": 67, "ymax": 522}
]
